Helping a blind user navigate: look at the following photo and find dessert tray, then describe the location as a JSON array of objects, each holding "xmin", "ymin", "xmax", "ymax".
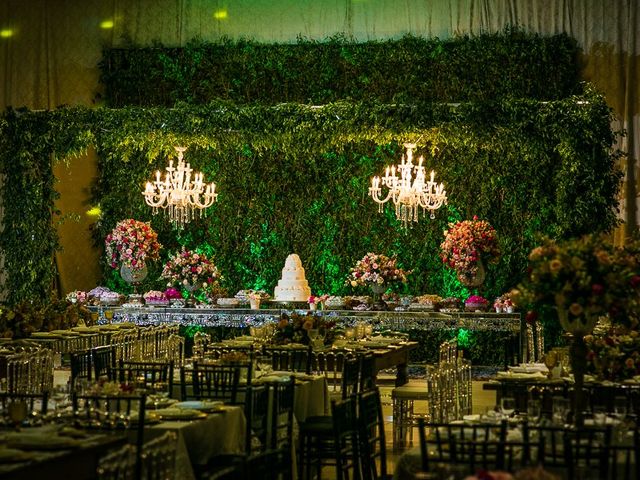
[
  {"xmin": 217, "ymin": 298, "xmax": 240, "ymax": 307},
  {"xmin": 145, "ymin": 299, "xmax": 170, "ymax": 306}
]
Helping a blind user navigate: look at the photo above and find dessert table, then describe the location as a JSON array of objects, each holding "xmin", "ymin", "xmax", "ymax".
[{"xmin": 88, "ymin": 306, "xmax": 535, "ymax": 366}]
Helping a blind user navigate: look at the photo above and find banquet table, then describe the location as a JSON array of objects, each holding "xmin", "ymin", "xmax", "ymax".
[
  {"xmin": 392, "ymin": 417, "xmax": 636, "ymax": 480},
  {"xmin": 142, "ymin": 404, "xmax": 246, "ymax": 480},
  {"xmin": 483, "ymin": 368, "xmax": 640, "ymax": 414},
  {"xmin": 89, "ymin": 306, "xmax": 535, "ymax": 366},
  {"xmin": 0, "ymin": 426, "xmax": 127, "ymax": 480}
]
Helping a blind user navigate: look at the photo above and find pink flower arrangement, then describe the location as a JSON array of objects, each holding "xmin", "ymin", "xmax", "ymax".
[
  {"xmin": 161, "ymin": 247, "xmax": 222, "ymax": 291},
  {"xmin": 164, "ymin": 287, "xmax": 183, "ymax": 299},
  {"xmin": 440, "ymin": 216, "xmax": 500, "ymax": 280},
  {"xmin": 514, "ymin": 234, "xmax": 640, "ymax": 330},
  {"xmin": 65, "ymin": 290, "xmax": 87, "ymax": 304},
  {"xmin": 346, "ymin": 252, "xmax": 410, "ymax": 287},
  {"xmin": 465, "ymin": 295, "xmax": 489, "ymax": 307},
  {"xmin": 104, "ymin": 219, "xmax": 161, "ymax": 270},
  {"xmin": 308, "ymin": 294, "xmax": 329, "ymax": 304}
]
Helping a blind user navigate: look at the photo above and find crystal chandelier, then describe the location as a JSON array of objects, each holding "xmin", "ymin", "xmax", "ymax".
[
  {"xmin": 142, "ymin": 146, "xmax": 218, "ymax": 229},
  {"xmin": 369, "ymin": 143, "xmax": 447, "ymax": 228}
]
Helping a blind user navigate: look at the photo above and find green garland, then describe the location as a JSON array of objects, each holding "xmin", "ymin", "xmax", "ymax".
[
  {"xmin": 100, "ymin": 28, "xmax": 580, "ymax": 107},
  {"xmin": 0, "ymin": 91, "xmax": 621, "ymax": 307}
]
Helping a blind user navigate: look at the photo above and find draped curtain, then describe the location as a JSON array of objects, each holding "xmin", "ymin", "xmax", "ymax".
[{"xmin": 0, "ymin": 0, "xmax": 637, "ymax": 293}]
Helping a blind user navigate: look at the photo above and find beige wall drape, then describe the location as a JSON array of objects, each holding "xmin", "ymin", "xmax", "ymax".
[{"xmin": 0, "ymin": 0, "xmax": 638, "ymax": 294}]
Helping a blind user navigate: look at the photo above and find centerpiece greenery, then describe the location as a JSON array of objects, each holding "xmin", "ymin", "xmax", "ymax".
[{"xmin": 274, "ymin": 312, "xmax": 336, "ymax": 346}]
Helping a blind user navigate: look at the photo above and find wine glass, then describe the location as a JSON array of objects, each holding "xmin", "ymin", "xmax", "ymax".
[
  {"xmin": 527, "ymin": 399, "xmax": 541, "ymax": 424},
  {"xmin": 500, "ymin": 397, "xmax": 516, "ymax": 418},
  {"xmin": 8, "ymin": 401, "xmax": 28, "ymax": 430},
  {"xmin": 364, "ymin": 324, "xmax": 373, "ymax": 339},
  {"xmin": 613, "ymin": 396, "xmax": 627, "ymax": 420},
  {"xmin": 552, "ymin": 396, "xmax": 570, "ymax": 425}
]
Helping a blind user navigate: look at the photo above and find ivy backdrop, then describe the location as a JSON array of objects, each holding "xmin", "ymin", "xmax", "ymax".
[{"xmin": 0, "ymin": 30, "xmax": 623, "ymax": 361}]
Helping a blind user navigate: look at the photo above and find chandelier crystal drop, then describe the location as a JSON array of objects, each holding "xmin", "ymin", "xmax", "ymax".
[
  {"xmin": 369, "ymin": 143, "xmax": 447, "ymax": 228},
  {"xmin": 142, "ymin": 146, "xmax": 218, "ymax": 229}
]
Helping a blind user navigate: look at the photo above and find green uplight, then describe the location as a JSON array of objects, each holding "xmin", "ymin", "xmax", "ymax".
[
  {"xmin": 100, "ymin": 20, "xmax": 114, "ymax": 29},
  {"xmin": 213, "ymin": 10, "xmax": 228, "ymax": 20},
  {"xmin": 457, "ymin": 328, "xmax": 470, "ymax": 348},
  {"xmin": 86, "ymin": 206, "xmax": 102, "ymax": 217},
  {"xmin": 0, "ymin": 29, "xmax": 14, "ymax": 38}
]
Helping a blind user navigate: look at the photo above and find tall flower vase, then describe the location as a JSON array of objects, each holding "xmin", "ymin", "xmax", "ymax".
[
  {"xmin": 120, "ymin": 264, "xmax": 148, "ymax": 302},
  {"xmin": 557, "ymin": 307, "xmax": 598, "ymax": 428},
  {"xmin": 184, "ymin": 284, "xmax": 199, "ymax": 308},
  {"xmin": 370, "ymin": 284, "xmax": 387, "ymax": 311},
  {"xmin": 457, "ymin": 259, "xmax": 486, "ymax": 288}
]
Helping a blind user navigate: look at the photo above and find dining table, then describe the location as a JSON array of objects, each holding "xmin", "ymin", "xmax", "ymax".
[
  {"xmin": 483, "ymin": 363, "xmax": 640, "ymax": 415},
  {"xmin": 0, "ymin": 425, "xmax": 127, "ymax": 480},
  {"xmin": 392, "ymin": 414, "xmax": 637, "ymax": 480},
  {"xmin": 142, "ymin": 403, "xmax": 246, "ymax": 480}
]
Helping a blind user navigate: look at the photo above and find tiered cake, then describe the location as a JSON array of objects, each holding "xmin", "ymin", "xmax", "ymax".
[{"xmin": 274, "ymin": 254, "xmax": 311, "ymax": 302}]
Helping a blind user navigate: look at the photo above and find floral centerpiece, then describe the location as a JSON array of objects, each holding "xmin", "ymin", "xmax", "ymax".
[
  {"xmin": 346, "ymin": 252, "xmax": 410, "ymax": 292},
  {"xmin": 143, "ymin": 290, "xmax": 168, "ymax": 305},
  {"xmin": 164, "ymin": 287, "xmax": 183, "ymax": 300},
  {"xmin": 161, "ymin": 247, "xmax": 223, "ymax": 293},
  {"xmin": 104, "ymin": 219, "xmax": 161, "ymax": 271},
  {"xmin": 308, "ymin": 294, "xmax": 329, "ymax": 310},
  {"xmin": 465, "ymin": 295, "xmax": 489, "ymax": 311},
  {"xmin": 585, "ymin": 328, "xmax": 640, "ymax": 381},
  {"xmin": 515, "ymin": 234, "xmax": 640, "ymax": 333},
  {"xmin": 66, "ymin": 290, "xmax": 87, "ymax": 304},
  {"xmin": 515, "ymin": 234, "xmax": 640, "ymax": 423},
  {"xmin": 274, "ymin": 312, "xmax": 336, "ymax": 346},
  {"xmin": 440, "ymin": 216, "xmax": 500, "ymax": 285},
  {"xmin": 493, "ymin": 293, "xmax": 515, "ymax": 313}
]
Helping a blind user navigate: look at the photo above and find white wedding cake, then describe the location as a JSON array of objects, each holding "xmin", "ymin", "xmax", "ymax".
[{"xmin": 274, "ymin": 254, "xmax": 311, "ymax": 302}]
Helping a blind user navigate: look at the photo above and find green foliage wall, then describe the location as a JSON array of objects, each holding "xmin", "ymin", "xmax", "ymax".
[
  {"xmin": 0, "ymin": 29, "xmax": 620, "ymax": 311},
  {"xmin": 100, "ymin": 29, "xmax": 580, "ymax": 107}
]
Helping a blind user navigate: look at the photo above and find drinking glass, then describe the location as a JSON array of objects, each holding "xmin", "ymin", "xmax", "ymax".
[
  {"xmin": 527, "ymin": 399, "xmax": 541, "ymax": 423},
  {"xmin": 552, "ymin": 396, "xmax": 570, "ymax": 425},
  {"xmin": 344, "ymin": 328, "xmax": 354, "ymax": 341},
  {"xmin": 593, "ymin": 405, "xmax": 607, "ymax": 426},
  {"xmin": 613, "ymin": 396, "xmax": 627, "ymax": 420},
  {"xmin": 8, "ymin": 401, "xmax": 28, "ymax": 429},
  {"xmin": 364, "ymin": 324, "xmax": 373, "ymax": 338},
  {"xmin": 500, "ymin": 396, "xmax": 516, "ymax": 418}
]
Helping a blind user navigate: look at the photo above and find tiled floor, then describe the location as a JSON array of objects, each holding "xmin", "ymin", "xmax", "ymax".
[{"xmin": 317, "ymin": 379, "xmax": 497, "ymax": 479}]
